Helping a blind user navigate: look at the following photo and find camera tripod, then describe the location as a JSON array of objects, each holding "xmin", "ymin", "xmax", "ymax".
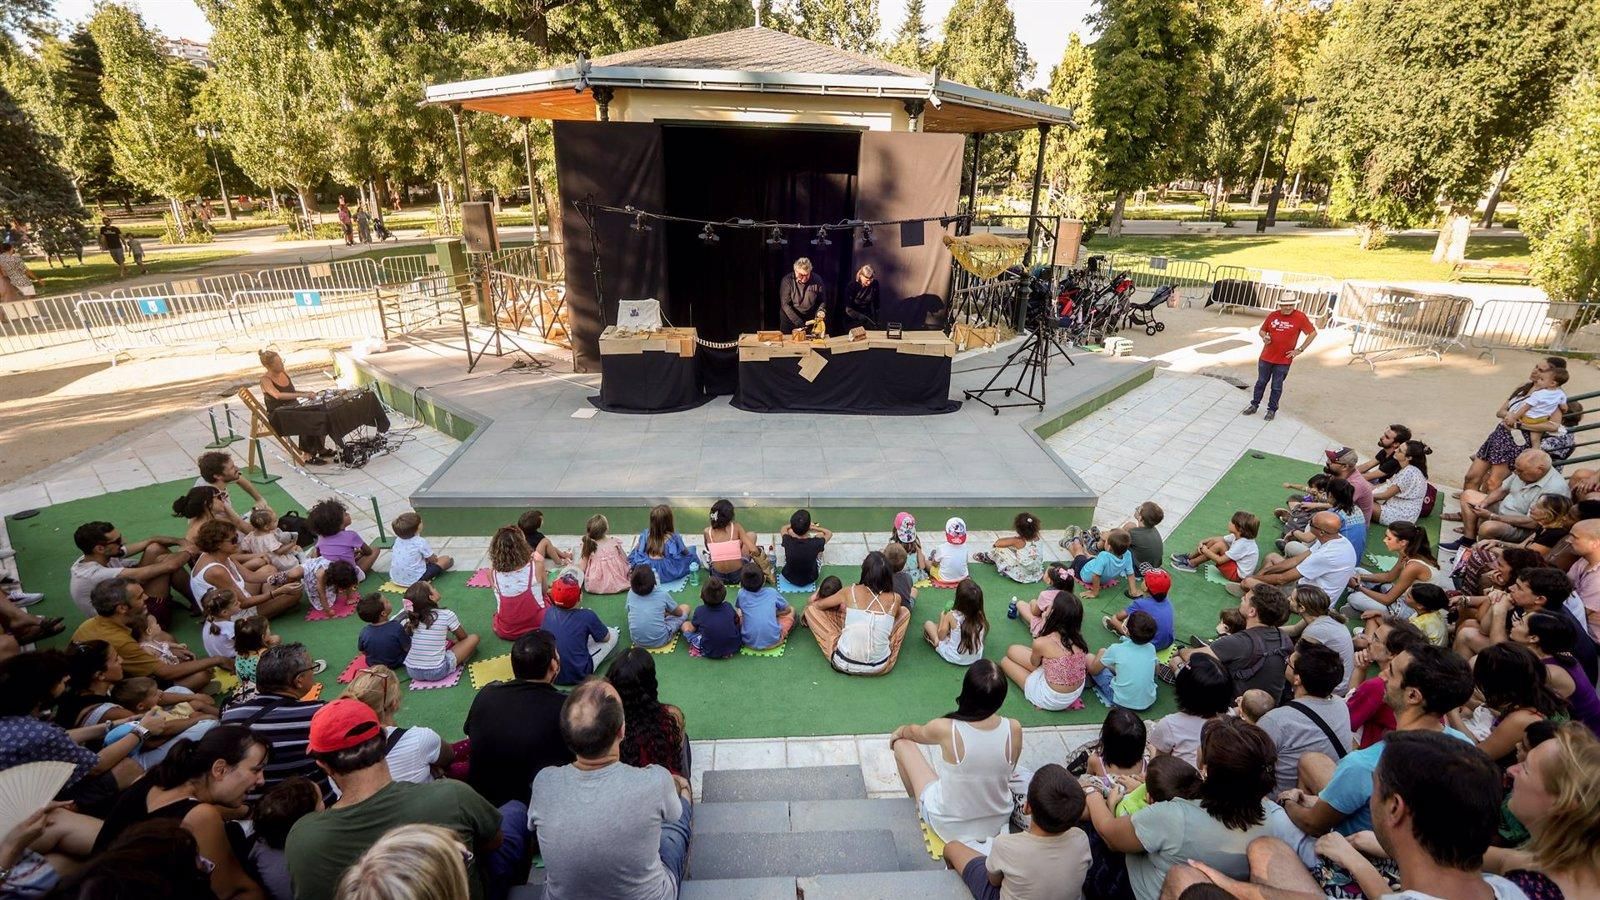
[{"xmin": 962, "ymin": 320, "xmax": 1075, "ymax": 414}]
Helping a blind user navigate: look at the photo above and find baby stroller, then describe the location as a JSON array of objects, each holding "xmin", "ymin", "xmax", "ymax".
[
  {"xmin": 1125, "ymin": 285, "xmax": 1176, "ymax": 336},
  {"xmin": 373, "ymin": 216, "xmax": 395, "ymax": 242}
]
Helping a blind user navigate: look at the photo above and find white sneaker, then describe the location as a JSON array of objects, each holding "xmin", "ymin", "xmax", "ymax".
[
  {"xmin": 8, "ymin": 589, "xmax": 43, "ymax": 607},
  {"xmin": 0, "ymin": 548, "xmax": 15, "ymax": 560}
]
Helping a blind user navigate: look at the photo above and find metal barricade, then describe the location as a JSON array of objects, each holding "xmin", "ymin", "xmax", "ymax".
[
  {"xmin": 254, "ymin": 257, "xmax": 381, "ymax": 294},
  {"xmin": 230, "ymin": 288, "xmax": 385, "ymax": 346},
  {"xmin": 485, "ymin": 269, "xmax": 570, "ymax": 346},
  {"xmin": 378, "ymin": 253, "xmax": 439, "ymax": 285},
  {"xmin": 377, "ymin": 274, "xmax": 472, "ymax": 341},
  {"xmin": 1465, "ymin": 299, "xmax": 1600, "ymax": 362},
  {"xmin": 1212, "ymin": 265, "xmax": 1338, "ymax": 325},
  {"xmin": 488, "ymin": 243, "xmax": 563, "ymax": 280},
  {"xmin": 76, "ymin": 292, "xmax": 236, "ymax": 357},
  {"xmin": 1107, "ymin": 253, "xmax": 1215, "ymax": 304},
  {"xmin": 1346, "ymin": 286, "xmax": 1475, "ymax": 370},
  {"xmin": 0, "ymin": 292, "xmax": 94, "ymax": 355}
]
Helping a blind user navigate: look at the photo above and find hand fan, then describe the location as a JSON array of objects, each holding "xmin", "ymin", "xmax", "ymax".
[{"xmin": 0, "ymin": 760, "xmax": 75, "ymax": 833}]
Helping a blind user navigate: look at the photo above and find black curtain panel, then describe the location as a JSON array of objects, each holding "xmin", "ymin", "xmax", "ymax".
[
  {"xmin": 554, "ymin": 121, "xmax": 669, "ymax": 373},
  {"xmin": 661, "ymin": 126, "xmax": 860, "ymax": 341},
  {"xmin": 854, "ymin": 132, "xmax": 965, "ymax": 329}
]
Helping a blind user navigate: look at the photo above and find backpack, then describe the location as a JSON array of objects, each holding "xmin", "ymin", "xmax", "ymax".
[
  {"xmin": 1231, "ymin": 628, "xmax": 1291, "ymax": 689},
  {"xmin": 276, "ymin": 510, "xmax": 317, "ymax": 548}
]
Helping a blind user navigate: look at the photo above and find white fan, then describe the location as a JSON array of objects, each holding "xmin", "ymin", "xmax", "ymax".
[{"xmin": 0, "ymin": 761, "xmax": 75, "ymax": 834}]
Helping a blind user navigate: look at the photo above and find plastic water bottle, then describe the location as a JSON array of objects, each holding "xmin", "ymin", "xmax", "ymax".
[
  {"xmin": 1007, "ymin": 596, "xmax": 1019, "ymax": 619},
  {"xmin": 688, "ymin": 561, "xmax": 701, "ymax": 589}
]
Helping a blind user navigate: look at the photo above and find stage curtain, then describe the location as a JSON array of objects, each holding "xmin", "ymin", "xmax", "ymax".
[
  {"xmin": 554, "ymin": 121, "xmax": 669, "ymax": 373},
  {"xmin": 854, "ymin": 132, "xmax": 964, "ymax": 329}
]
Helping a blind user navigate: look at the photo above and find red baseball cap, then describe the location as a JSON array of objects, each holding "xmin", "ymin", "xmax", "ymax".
[
  {"xmin": 549, "ymin": 576, "xmax": 581, "ymax": 609},
  {"xmin": 1141, "ymin": 569, "xmax": 1172, "ymax": 596},
  {"xmin": 308, "ymin": 699, "xmax": 382, "ymax": 754}
]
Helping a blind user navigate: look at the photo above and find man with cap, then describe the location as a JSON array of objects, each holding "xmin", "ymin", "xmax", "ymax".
[
  {"xmin": 1324, "ymin": 446, "xmax": 1375, "ymax": 522},
  {"xmin": 285, "ymin": 698, "xmax": 508, "ymax": 900},
  {"xmin": 541, "ymin": 571, "xmax": 620, "ymax": 685},
  {"xmin": 1243, "ymin": 294, "xmax": 1318, "ymax": 421}
]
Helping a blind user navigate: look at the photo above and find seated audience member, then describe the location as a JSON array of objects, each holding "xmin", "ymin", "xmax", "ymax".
[
  {"xmin": 735, "ymin": 562, "xmax": 795, "ymax": 651},
  {"xmin": 487, "ymin": 525, "xmax": 547, "ymax": 640},
  {"xmin": 174, "ymin": 486, "xmax": 273, "ymax": 581},
  {"xmin": 1456, "ymin": 565, "xmax": 1569, "ymax": 658},
  {"xmin": 342, "ymin": 665, "xmax": 451, "ymax": 784},
  {"xmin": 92, "ymin": 725, "xmax": 268, "ymax": 898},
  {"xmin": 252, "ymin": 777, "xmax": 322, "ymax": 900},
  {"xmin": 930, "ymin": 517, "xmax": 973, "ymax": 585},
  {"xmin": 74, "ymin": 818, "xmax": 219, "ymax": 900},
  {"xmin": 1149, "ymin": 655, "xmax": 1233, "ymax": 767},
  {"xmin": 542, "ymin": 573, "xmax": 619, "ymax": 684},
  {"xmin": 891, "ymin": 660, "xmax": 1022, "ymax": 844},
  {"xmin": 308, "ymin": 499, "xmax": 379, "ymax": 575},
  {"xmin": 702, "ymin": 498, "xmax": 760, "ymax": 580},
  {"xmin": 191, "ymin": 520, "xmax": 302, "ymax": 619},
  {"xmin": 337, "ymin": 823, "xmax": 473, "ymax": 900},
  {"xmin": 1282, "ymin": 479, "xmax": 1367, "ymax": 561},
  {"xmin": 71, "ymin": 578, "xmax": 229, "ymax": 691},
  {"xmin": 1282, "ymin": 585, "xmax": 1354, "ymax": 690},
  {"xmin": 1325, "ymin": 445, "xmax": 1376, "ymax": 519},
  {"xmin": 285, "ymin": 700, "xmax": 504, "ymax": 900},
  {"xmin": 356, "ymin": 593, "xmax": 409, "ymax": 669},
  {"xmin": 1495, "ymin": 723, "xmax": 1600, "ymax": 897},
  {"xmin": 627, "ymin": 565, "xmax": 689, "ymax": 650},
  {"xmin": 1347, "ymin": 620, "xmax": 1428, "ymax": 749},
  {"xmin": 1065, "ymin": 526, "xmax": 1133, "ymax": 599},
  {"xmin": 925, "ymin": 577, "xmax": 989, "ymax": 666},
  {"xmin": 1235, "ymin": 689, "xmax": 1277, "ymax": 724},
  {"xmin": 1344, "ymin": 522, "xmax": 1443, "ymax": 618},
  {"xmin": 1242, "ymin": 512, "xmax": 1358, "ymax": 604},
  {"xmin": 1359, "ymin": 424, "xmax": 1411, "ymax": 485},
  {"xmin": 220, "ymin": 643, "xmax": 331, "ymax": 802},
  {"xmin": 1084, "ymin": 717, "xmax": 1278, "ymax": 900},
  {"xmin": 1255, "ymin": 642, "xmax": 1352, "ymax": 794},
  {"xmin": 518, "ymin": 509, "xmax": 571, "ymax": 567},
  {"xmin": 609, "ymin": 648, "xmax": 690, "ymax": 777},
  {"xmin": 387, "ymin": 512, "xmax": 453, "ymax": 587},
  {"xmin": 70, "ymin": 520, "xmax": 191, "ymax": 621},
  {"xmin": 682, "ymin": 578, "xmax": 741, "ymax": 660},
  {"xmin": 57, "ymin": 639, "xmax": 218, "ymax": 733},
  {"xmin": 942, "ymin": 763, "xmax": 1091, "ymax": 900},
  {"xmin": 1089, "ymin": 610, "xmax": 1159, "ymax": 710},
  {"xmin": 803, "ymin": 552, "xmax": 912, "ymax": 676},
  {"xmin": 1104, "ymin": 568, "xmax": 1174, "ymax": 651},
  {"xmin": 0, "ymin": 651, "xmax": 157, "ymax": 814},
  {"xmin": 196, "ymin": 449, "xmax": 269, "ymax": 523},
  {"xmin": 1447, "ymin": 641, "xmax": 1565, "ymax": 769},
  {"xmin": 628, "ymin": 504, "xmax": 697, "ymax": 584},
  {"xmin": 1445, "ymin": 447, "xmax": 1568, "ymax": 550},
  {"xmin": 528, "ymin": 679, "xmax": 693, "ymax": 899},
  {"xmin": 1371, "ymin": 439, "xmax": 1435, "ymax": 526},
  {"xmin": 885, "ymin": 542, "xmax": 917, "ymax": 608},
  {"xmin": 1515, "ymin": 610, "xmax": 1600, "ymax": 738},
  {"xmin": 1016, "ymin": 565, "xmax": 1076, "ymax": 636},
  {"xmin": 1278, "ymin": 644, "xmax": 1474, "ymax": 841},
  {"xmin": 1171, "ymin": 511, "xmax": 1260, "ymax": 585},
  {"xmin": 401, "ymin": 582, "xmax": 479, "ymax": 681},
  {"xmin": 1083, "ymin": 706, "xmax": 1149, "ymax": 787},
  {"xmin": 242, "ymin": 508, "xmax": 304, "ymax": 575},
  {"xmin": 1001, "ymin": 589, "xmax": 1090, "ymax": 710},
  {"xmin": 780, "ymin": 508, "xmax": 830, "ymax": 587},
  {"xmin": 1179, "ymin": 585, "xmax": 1294, "ymax": 700},
  {"xmin": 463, "ymin": 631, "xmax": 575, "ymax": 808},
  {"xmin": 1098, "ymin": 753, "xmax": 1202, "ymax": 821},
  {"xmin": 1124, "ymin": 501, "xmax": 1167, "ymax": 581},
  {"xmin": 580, "ymin": 514, "xmax": 632, "ymax": 594},
  {"xmin": 977, "ymin": 511, "xmax": 1045, "ymax": 584},
  {"xmin": 889, "ymin": 512, "xmax": 931, "ymax": 584},
  {"xmin": 1566, "ymin": 518, "xmax": 1600, "ymax": 643}
]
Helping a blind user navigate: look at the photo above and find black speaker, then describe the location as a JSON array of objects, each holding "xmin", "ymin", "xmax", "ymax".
[{"xmin": 461, "ymin": 201, "xmax": 500, "ymax": 253}]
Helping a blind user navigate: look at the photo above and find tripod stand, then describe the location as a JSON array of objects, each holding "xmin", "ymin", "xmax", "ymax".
[
  {"xmin": 465, "ymin": 255, "xmax": 549, "ymax": 374},
  {"xmin": 962, "ymin": 319, "xmax": 1075, "ymax": 414}
]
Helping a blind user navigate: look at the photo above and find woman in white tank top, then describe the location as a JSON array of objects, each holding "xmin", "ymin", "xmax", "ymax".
[
  {"xmin": 802, "ymin": 552, "xmax": 912, "ymax": 676},
  {"xmin": 889, "ymin": 660, "xmax": 1021, "ymax": 845},
  {"xmin": 190, "ymin": 520, "xmax": 302, "ymax": 619}
]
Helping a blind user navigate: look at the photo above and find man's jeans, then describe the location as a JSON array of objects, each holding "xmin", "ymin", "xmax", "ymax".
[
  {"xmin": 660, "ymin": 796, "xmax": 693, "ymax": 884},
  {"xmin": 1251, "ymin": 360, "xmax": 1292, "ymax": 411}
]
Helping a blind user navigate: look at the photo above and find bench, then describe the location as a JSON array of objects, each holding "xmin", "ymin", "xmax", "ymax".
[
  {"xmin": 1178, "ymin": 220, "xmax": 1226, "ymax": 236},
  {"xmin": 1451, "ymin": 259, "xmax": 1531, "ymax": 282}
]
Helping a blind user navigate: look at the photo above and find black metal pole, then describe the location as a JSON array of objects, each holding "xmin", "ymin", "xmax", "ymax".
[
  {"xmin": 964, "ymin": 132, "xmax": 984, "ymax": 229},
  {"xmin": 1266, "ymin": 99, "xmax": 1310, "ymax": 227},
  {"xmin": 451, "ymin": 106, "xmax": 472, "ymax": 203},
  {"xmin": 1024, "ymin": 123, "xmax": 1050, "ymax": 268}
]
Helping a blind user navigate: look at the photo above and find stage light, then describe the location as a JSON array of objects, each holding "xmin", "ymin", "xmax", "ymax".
[
  {"xmin": 630, "ymin": 212, "xmax": 651, "ymax": 232},
  {"xmin": 765, "ymin": 227, "xmax": 788, "ymax": 247},
  {"xmin": 811, "ymin": 228, "xmax": 832, "ymax": 247},
  {"xmin": 699, "ymin": 224, "xmax": 720, "ymax": 244},
  {"xmin": 860, "ymin": 224, "xmax": 874, "ymax": 247}
]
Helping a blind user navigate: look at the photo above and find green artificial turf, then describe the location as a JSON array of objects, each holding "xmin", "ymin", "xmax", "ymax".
[{"xmin": 7, "ymin": 456, "xmax": 1430, "ymax": 741}]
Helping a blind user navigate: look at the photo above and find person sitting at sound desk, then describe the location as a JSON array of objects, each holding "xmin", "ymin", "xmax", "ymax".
[{"xmin": 259, "ymin": 349, "xmax": 336, "ymax": 464}]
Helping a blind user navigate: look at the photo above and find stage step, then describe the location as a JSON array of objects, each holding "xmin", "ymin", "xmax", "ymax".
[
  {"xmin": 798, "ymin": 870, "xmax": 971, "ymax": 899},
  {"xmin": 681, "ymin": 877, "xmax": 799, "ymax": 899},
  {"xmin": 700, "ymin": 765, "xmax": 867, "ymax": 802},
  {"xmin": 688, "ymin": 828, "xmax": 902, "ymax": 880}
]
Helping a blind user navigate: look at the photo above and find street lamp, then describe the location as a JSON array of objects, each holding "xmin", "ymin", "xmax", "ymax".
[
  {"xmin": 195, "ymin": 125, "xmax": 236, "ymax": 221},
  {"xmin": 1265, "ymin": 96, "xmax": 1315, "ymax": 227}
]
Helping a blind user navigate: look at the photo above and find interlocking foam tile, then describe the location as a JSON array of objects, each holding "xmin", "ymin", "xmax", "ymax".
[
  {"xmin": 1366, "ymin": 554, "xmax": 1398, "ymax": 572},
  {"xmin": 409, "ymin": 667, "xmax": 464, "ymax": 690},
  {"xmin": 301, "ymin": 683, "xmax": 323, "ymax": 701},
  {"xmin": 380, "ymin": 581, "xmax": 407, "ymax": 594},
  {"xmin": 641, "ymin": 635, "xmax": 679, "ymax": 654},
  {"xmin": 213, "ymin": 668, "xmax": 239, "ymax": 693},
  {"xmin": 468, "ymin": 654, "xmax": 515, "ymax": 690},
  {"xmin": 739, "ymin": 640, "xmax": 787, "ymax": 658},
  {"xmin": 306, "ymin": 597, "xmax": 357, "ymax": 621},
  {"xmin": 466, "ymin": 568, "xmax": 494, "ymax": 589},
  {"xmin": 658, "ymin": 576, "xmax": 689, "ymax": 593},
  {"xmin": 1202, "ymin": 564, "xmax": 1235, "ymax": 587},
  {"xmin": 337, "ymin": 654, "xmax": 368, "ymax": 684},
  {"xmin": 919, "ymin": 820, "xmax": 945, "ymax": 860},
  {"xmin": 776, "ymin": 574, "xmax": 817, "ymax": 594},
  {"xmin": 1156, "ymin": 646, "xmax": 1178, "ymax": 665}
]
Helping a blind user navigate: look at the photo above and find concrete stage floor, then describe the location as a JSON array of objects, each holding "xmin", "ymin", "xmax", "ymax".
[{"xmin": 340, "ymin": 333, "xmax": 1154, "ymax": 534}]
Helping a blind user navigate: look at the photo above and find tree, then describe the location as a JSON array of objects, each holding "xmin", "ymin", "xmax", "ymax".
[
  {"xmin": 89, "ymin": 5, "xmax": 210, "ymax": 239},
  {"xmin": 1518, "ymin": 66, "xmax": 1600, "ymax": 306},
  {"xmin": 1198, "ymin": 0, "xmax": 1280, "ymax": 218},
  {"xmin": 771, "ymin": 0, "xmax": 882, "ymax": 55},
  {"xmin": 937, "ymin": 0, "xmax": 1034, "ymax": 196},
  {"xmin": 1015, "ymin": 34, "xmax": 1104, "ymax": 224},
  {"xmin": 1089, "ymin": 0, "xmax": 1217, "ymax": 235},
  {"xmin": 1308, "ymin": 0, "xmax": 1600, "ymax": 256},
  {"xmin": 0, "ymin": 83, "xmax": 89, "ymax": 263},
  {"xmin": 1, "ymin": 29, "xmax": 129, "ymax": 210},
  {"xmin": 885, "ymin": 0, "xmax": 933, "ymax": 70}
]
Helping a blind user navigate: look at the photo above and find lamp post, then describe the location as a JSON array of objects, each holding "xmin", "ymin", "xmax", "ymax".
[
  {"xmin": 196, "ymin": 125, "xmax": 235, "ymax": 220},
  {"xmin": 1265, "ymin": 96, "xmax": 1315, "ymax": 227}
]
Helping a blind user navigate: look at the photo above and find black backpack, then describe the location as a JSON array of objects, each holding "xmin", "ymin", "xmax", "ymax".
[{"xmin": 276, "ymin": 510, "xmax": 317, "ymax": 549}]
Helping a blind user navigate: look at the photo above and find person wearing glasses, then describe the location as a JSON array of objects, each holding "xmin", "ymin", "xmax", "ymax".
[
  {"xmin": 221, "ymin": 643, "xmax": 331, "ymax": 803},
  {"xmin": 69, "ymin": 520, "xmax": 191, "ymax": 622},
  {"xmin": 1240, "ymin": 511, "xmax": 1358, "ymax": 606}
]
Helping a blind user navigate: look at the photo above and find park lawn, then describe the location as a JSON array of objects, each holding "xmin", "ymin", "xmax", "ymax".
[
  {"xmin": 33, "ymin": 248, "xmax": 246, "ymax": 297},
  {"xmin": 116, "ymin": 218, "xmax": 277, "ymax": 239},
  {"xmin": 1087, "ymin": 231, "xmax": 1530, "ymax": 282}
]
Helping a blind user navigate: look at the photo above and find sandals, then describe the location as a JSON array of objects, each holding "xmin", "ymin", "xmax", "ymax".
[{"xmin": 1057, "ymin": 525, "xmax": 1083, "ymax": 549}]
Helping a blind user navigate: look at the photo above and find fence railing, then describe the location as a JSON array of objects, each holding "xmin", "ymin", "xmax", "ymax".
[
  {"xmin": 1345, "ymin": 285, "xmax": 1475, "ymax": 370},
  {"xmin": 1464, "ymin": 299, "xmax": 1600, "ymax": 361},
  {"xmin": 379, "ymin": 253, "xmax": 439, "ymax": 285},
  {"xmin": 1211, "ymin": 265, "xmax": 1339, "ymax": 324},
  {"xmin": 0, "ymin": 293, "xmax": 93, "ymax": 355},
  {"xmin": 1107, "ymin": 253, "xmax": 1216, "ymax": 303}
]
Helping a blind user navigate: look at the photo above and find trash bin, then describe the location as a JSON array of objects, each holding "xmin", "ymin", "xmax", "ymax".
[{"xmin": 1255, "ymin": 216, "xmax": 1268, "ymax": 234}]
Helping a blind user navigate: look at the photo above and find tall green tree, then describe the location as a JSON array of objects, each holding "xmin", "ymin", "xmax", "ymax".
[
  {"xmin": 885, "ymin": 0, "xmax": 933, "ymax": 70},
  {"xmin": 1, "ymin": 29, "xmax": 128, "ymax": 209},
  {"xmin": 772, "ymin": 0, "xmax": 882, "ymax": 55},
  {"xmin": 937, "ymin": 0, "xmax": 1034, "ymax": 196},
  {"xmin": 1518, "ymin": 66, "xmax": 1600, "ymax": 306},
  {"xmin": 1308, "ymin": 0, "xmax": 1599, "ymax": 256},
  {"xmin": 0, "ymin": 83, "xmax": 89, "ymax": 262},
  {"xmin": 1198, "ymin": 0, "xmax": 1279, "ymax": 217},
  {"xmin": 89, "ymin": 4, "xmax": 210, "ymax": 239},
  {"xmin": 1016, "ymin": 34, "xmax": 1104, "ymax": 224},
  {"xmin": 1088, "ymin": 0, "xmax": 1218, "ymax": 235}
]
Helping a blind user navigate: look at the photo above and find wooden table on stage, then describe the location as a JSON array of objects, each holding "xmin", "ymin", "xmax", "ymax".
[
  {"xmin": 595, "ymin": 326, "xmax": 704, "ymax": 413},
  {"xmin": 733, "ymin": 330, "xmax": 959, "ymax": 415}
]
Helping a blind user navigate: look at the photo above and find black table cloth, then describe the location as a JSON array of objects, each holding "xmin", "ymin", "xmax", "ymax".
[
  {"xmin": 593, "ymin": 350, "xmax": 708, "ymax": 413},
  {"xmin": 733, "ymin": 345, "xmax": 959, "ymax": 415},
  {"xmin": 269, "ymin": 389, "xmax": 391, "ymax": 447}
]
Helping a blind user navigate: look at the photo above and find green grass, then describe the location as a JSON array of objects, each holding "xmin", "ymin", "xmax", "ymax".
[
  {"xmin": 7, "ymin": 452, "xmax": 1425, "ymax": 741},
  {"xmin": 116, "ymin": 218, "xmax": 277, "ymax": 240},
  {"xmin": 33, "ymin": 248, "xmax": 248, "ymax": 297},
  {"xmin": 1086, "ymin": 232, "xmax": 1531, "ymax": 282}
]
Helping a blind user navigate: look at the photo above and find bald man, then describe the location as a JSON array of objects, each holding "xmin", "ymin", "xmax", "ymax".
[
  {"xmin": 1443, "ymin": 448, "xmax": 1568, "ymax": 551},
  {"xmin": 1240, "ymin": 511, "xmax": 1359, "ymax": 604},
  {"xmin": 1566, "ymin": 520, "xmax": 1600, "ymax": 644}
]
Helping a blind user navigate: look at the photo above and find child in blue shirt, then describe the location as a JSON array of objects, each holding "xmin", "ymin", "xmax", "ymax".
[
  {"xmin": 1089, "ymin": 610, "xmax": 1159, "ymax": 710},
  {"xmin": 625, "ymin": 564, "xmax": 688, "ymax": 649},
  {"xmin": 1066, "ymin": 527, "xmax": 1135, "ymax": 599},
  {"xmin": 1102, "ymin": 568, "xmax": 1174, "ymax": 651},
  {"xmin": 682, "ymin": 578, "xmax": 742, "ymax": 659},
  {"xmin": 542, "ymin": 573, "xmax": 619, "ymax": 684},
  {"xmin": 734, "ymin": 562, "xmax": 794, "ymax": 651},
  {"xmin": 355, "ymin": 593, "xmax": 410, "ymax": 669}
]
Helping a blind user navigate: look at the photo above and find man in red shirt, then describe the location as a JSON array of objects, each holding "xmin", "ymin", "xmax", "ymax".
[{"xmin": 1243, "ymin": 295, "xmax": 1318, "ymax": 421}]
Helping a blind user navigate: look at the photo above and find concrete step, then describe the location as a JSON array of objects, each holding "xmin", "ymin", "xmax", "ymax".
[
  {"xmin": 789, "ymin": 798, "xmax": 941, "ymax": 872},
  {"xmin": 680, "ymin": 876, "xmax": 797, "ymax": 899},
  {"xmin": 701, "ymin": 765, "xmax": 867, "ymax": 802},
  {"xmin": 799, "ymin": 869, "xmax": 971, "ymax": 899},
  {"xmin": 695, "ymin": 800, "xmax": 792, "ymax": 835},
  {"xmin": 689, "ymin": 828, "xmax": 901, "ymax": 880}
]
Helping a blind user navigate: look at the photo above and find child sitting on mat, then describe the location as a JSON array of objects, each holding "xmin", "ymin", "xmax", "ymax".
[
  {"xmin": 683, "ymin": 577, "xmax": 742, "ymax": 659},
  {"xmin": 928, "ymin": 517, "xmax": 971, "ymax": 586},
  {"xmin": 241, "ymin": 508, "xmax": 305, "ymax": 574},
  {"xmin": 975, "ymin": 512, "xmax": 1045, "ymax": 584},
  {"xmin": 626, "ymin": 564, "xmax": 689, "ymax": 649},
  {"xmin": 579, "ymin": 514, "xmax": 631, "ymax": 595},
  {"xmin": 736, "ymin": 562, "xmax": 795, "ymax": 652},
  {"xmin": 357, "ymin": 592, "xmax": 410, "ymax": 670},
  {"xmin": 925, "ymin": 577, "xmax": 987, "ymax": 665},
  {"xmin": 1101, "ymin": 569, "xmax": 1174, "ymax": 652},
  {"xmin": 885, "ymin": 543, "xmax": 917, "ymax": 609},
  {"xmin": 401, "ymin": 582, "xmax": 479, "ymax": 681},
  {"xmin": 780, "ymin": 509, "xmax": 830, "ymax": 588},
  {"xmin": 543, "ymin": 573, "xmax": 619, "ymax": 683},
  {"xmin": 518, "ymin": 509, "xmax": 572, "ymax": 567},
  {"xmin": 1169, "ymin": 511, "xmax": 1260, "ymax": 583},
  {"xmin": 888, "ymin": 512, "xmax": 929, "ymax": 584},
  {"xmin": 303, "ymin": 558, "xmax": 360, "ymax": 614},
  {"xmin": 388, "ymin": 512, "xmax": 453, "ymax": 587},
  {"xmin": 1065, "ymin": 528, "xmax": 1134, "ymax": 600},
  {"xmin": 308, "ymin": 498, "xmax": 379, "ymax": 576},
  {"xmin": 1088, "ymin": 610, "xmax": 1158, "ymax": 710}
]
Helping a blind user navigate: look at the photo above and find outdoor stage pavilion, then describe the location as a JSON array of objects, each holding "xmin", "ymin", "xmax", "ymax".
[{"xmin": 359, "ymin": 27, "xmax": 1138, "ymax": 537}]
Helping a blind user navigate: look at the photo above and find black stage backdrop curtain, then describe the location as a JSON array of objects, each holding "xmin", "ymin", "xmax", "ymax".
[
  {"xmin": 854, "ymin": 132, "xmax": 965, "ymax": 329},
  {"xmin": 661, "ymin": 126, "xmax": 859, "ymax": 341},
  {"xmin": 555, "ymin": 121, "xmax": 669, "ymax": 373}
]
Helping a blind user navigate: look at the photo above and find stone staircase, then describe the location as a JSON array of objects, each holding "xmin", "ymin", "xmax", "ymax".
[{"xmin": 518, "ymin": 764, "xmax": 969, "ymax": 899}]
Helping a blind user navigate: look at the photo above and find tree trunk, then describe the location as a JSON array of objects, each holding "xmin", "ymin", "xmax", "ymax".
[
  {"xmin": 168, "ymin": 196, "xmax": 188, "ymax": 241},
  {"xmin": 543, "ymin": 180, "xmax": 563, "ymax": 243},
  {"xmin": 269, "ymin": 186, "xmax": 279, "ymax": 213},
  {"xmin": 491, "ymin": 190, "xmax": 502, "ymax": 213},
  {"xmin": 376, "ymin": 172, "xmax": 392, "ymax": 212},
  {"xmin": 1431, "ymin": 211, "xmax": 1472, "ymax": 264},
  {"xmin": 296, "ymin": 187, "xmax": 315, "ymax": 235},
  {"xmin": 1289, "ymin": 171, "xmax": 1302, "ymax": 205},
  {"xmin": 71, "ymin": 178, "xmax": 84, "ymax": 209},
  {"xmin": 1481, "ymin": 164, "xmax": 1511, "ymax": 229},
  {"xmin": 120, "ymin": 193, "xmax": 133, "ymax": 215},
  {"xmin": 1108, "ymin": 190, "xmax": 1127, "ymax": 238}
]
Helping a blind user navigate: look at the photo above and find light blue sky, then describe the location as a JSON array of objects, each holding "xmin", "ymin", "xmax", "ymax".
[{"xmin": 49, "ymin": 0, "xmax": 1096, "ymax": 89}]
